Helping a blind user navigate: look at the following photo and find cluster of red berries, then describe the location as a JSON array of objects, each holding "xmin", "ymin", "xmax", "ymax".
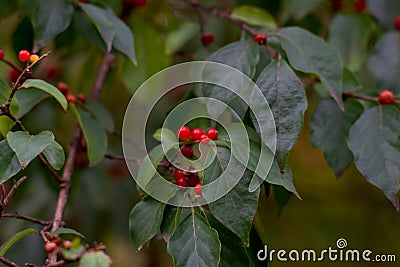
[
  {"xmin": 178, "ymin": 126, "xmax": 219, "ymax": 144},
  {"xmin": 173, "ymin": 169, "xmax": 202, "ymax": 195},
  {"xmin": 44, "ymin": 235, "xmax": 72, "ymax": 254},
  {"xmin": 18, "ymin": 50, "xmax": 39, "ymax": 63},
  {"xmin": 57, "ymin": 81, "xmax": 87, "ymax": 104},
  {"xmin": 378, "ymin": 90, "xmax": 395, "ymax": 105}
]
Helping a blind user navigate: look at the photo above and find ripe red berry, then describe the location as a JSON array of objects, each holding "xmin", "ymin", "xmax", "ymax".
[
  {"xmin": 174, "ymin": 169, "xmax": 185, "ymax": 180},
  {"xmin": 51, "ymin": 235, "xmax": 62, "ymax": 246},
  {"xmin": 8, "ymin": 69, "xmax": 20, "ymax": 83},
  {"xmin": 395, "ymin": 16, "xmax": 400, "ymax": 30},
  {"xmin": 18, "ymin": 50, "xmax": 30, "ymax": 62},
  {"xmin": 181, "ymin": 145, "xmax": 193, "ymax": 158},
  {"xmin": 57, "ymin": 82, "xmax": 69, "ymax": 94},
  {"xmin": 331, "ymin": 0, "xmax": 342, "ymax": 11},
  {"xmin": 63, "ymin": 240, "xmax": 72, "ymax": 249},
  {"xmin": 194, "ymin": 183, "xmax": 202, "ymax": 196},
  {"xmin": 79, "ymin": 0, "xmax": 88, "ymax": 2},
  {"xmin": 253, "ymin": 33, "xmax": 267, "ymax": 45},
  {"xmin": 200, "ymin": 134, "xmax": 210, "ymax": 145},
  {"xmin": 206, "ymin": 128, "xmax": 218, "ymax": 140},
  {"xmin": 201, "ymin": 33, "xmax": 214, "ymax": 47},
  {"xmin": 125, "ymin": 0, "xmax": 146, "ymax": 7},
  {"xmin": 378, "ymin": 90, "xmax": 395, "ymax": 105},
  {"xmin": 0, "ymin": 50, "xmax": 4, "ymax": 60},
  {"xmin": 354, "ymin": 0, "xmax": 366, "ymax": 12},
  {"xmin": 44, "ymin": 242, "xmax": 57, "ymax": 253},
  {"xmin": 77, "ymin": 93, "xmax": 86, "ymax": 103},
  {"xmin": 178, "ymin": 126, "xmax": 191, "ymax": 140},
  {"xmin": 187, "ymin": 174, "xmax": 200, "ymax": 187},
  {"xmin": 176, "ymin": 177, "xmax": 188, "ymax": 187},
  {"xmin": 66, "ymin": 92, "xmax": 76, "ymax": 104},
  {"xmin": 191, "ymin": 128, "xmax": 204, "ymax": 141}
]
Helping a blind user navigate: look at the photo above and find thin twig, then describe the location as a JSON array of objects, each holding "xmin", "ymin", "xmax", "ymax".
[
  {"xmin": 2, "ymin": 176, "xmax": 27, "ymax": 207},
  {"xmin": 2, "ymin": 213, "xmax": 51, "ymax": 226},
  {"xmin": 90, "ymin": 53, "xmax": 115, "ymax": 101},
  {"xmin": 104, "ymin": 154, "xmax": 142, "ymax": 164},
  {"xmin": 1, "ymin": 58, "xmax": 23, "ymax": 73},
  {"xmin": 342, "ymin": 92, "xmax": 377, "ymax": 102},
  {"xmin": 0, "ymin": 256, "xmax": 20, "ymax": 267}
]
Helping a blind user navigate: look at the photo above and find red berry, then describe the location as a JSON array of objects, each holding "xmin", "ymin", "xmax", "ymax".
[
  {"xmin": 354, "ymin": 0, "xmax": 366, "ymax": 12},
  {"xmin": 77, "ymin": 93, "xmax": 86, "ymax": 103},
  {"xmin": 125, "ymin": 0, "xmax": 146, "ymax": 7},
  {"xmin": 253, "ymin": 33, "xmax": 267, "ymax": 45},
  {"xmin": 66, "ymin": 92, "xmax": 76, "ymax": 104},
  {"xmin": 79, "ymin": 0, "xmax": 88, "ymax": 2},
  {"xmin": 206, "ymin": 128, "xmax": 218, "ymax": 140},
  {"xmin": 51, "ymin": 235, "xmax": 62, "ymax": 246},
  {"xmin": 194, "ymin": 183, "xmax": 202, "ymax": 196},
  {"xmin": 187, "ymin": 174, "xmax": 200, "ymax": 187},
  {"xmin": 191, "ymin": 128, "xmax": 204, "ymax": 140},
  {"xmin": 201, "ymin": 33, "xmax": 214, "ymax": 47},
  {"xmin": 181, "ymin": 145, "xmax": 193, "ymax": 158},
  {"xmin": 331, "ymin": 0, "xmax": 342, "ymax": 11},
  {"xmin": 63, "ymin": 240, "xmax": 72, "ymax": 249},
  {"xmin": 200, "ymin": 134, "xmax": 210, "ymax": 145},
  {"xmin": 0, "ymin": 50, "xmax": 4, "ymax": 60},
  {"xmin": 174, "ymin": 169, "xmax": 185, "ymax": 180},
  {"xmin": 44, "ymin": 242, "xmax": 57, "ymax": 253},
  {"xmin": 176, "ymin": 177, "xmax": 188, "ymax": 187},
  {"xmin": 8, "ymin": 69, "xmax": 20, "ymax": 83},
  {"xmin": 395, "ymin": 16, "xmax": 400, "ymax": 30},
  {"xmin": 178, "ymin": 126, "xmax": 191, "ymax": 140},
  {"xmin": 378, "ymin": 90, "xmax": 394, "ymax": 105},
  {"xmin": 18, "ymin": 50, "xmax": 30, "ymax": 62},
  {"xmin": 57, "ymin": 82, "xmax": 69, "ymax": 94}
]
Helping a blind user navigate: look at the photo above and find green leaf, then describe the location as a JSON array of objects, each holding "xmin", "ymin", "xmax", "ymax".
[
  {"xmin": 86, "ymin": 100, "xmax": 114, "ymax": 133},
  {"xmin": 0, "ymin": 140, "xmax": 22, "ymax": 184},
  {"xmin": 328, "ymin": 14, "xmax": 375, "ymax": 71},
  {"xmin": 63, "ymin": 245, "xmax": 85, "ymax": 261},
  {"xmin": 273, "ymin": 185, "xmax": 293, "ymax": 216},
  {"xmin": 280, "ymin": 0, "xmax": 324, "ymax": 22},
  {"xmin": 311, "ymin": 99, "xmax": 364, "ymax": 177},
  {"xmin": 0, "ymin": 117, "xmax": 14, "ymax": 138},
  {"xmin": 0, "ymin": 228, "xmax": 36, "ymax": 256},
  {"xmin": 71, "ymin": 105, "xmax": 107, "ymax": 166},
  {"xmin": 52, "ymin": 227, "xmax": 85, "ymax": 239},
  {"xmin": 42, "ymin": 140, "xmax": 65, "ymax": 170},
  {"xmin": 367, "ymin": 0, "xmax": 400, "ymax": 30},
  {"xmin": 231, "ymin": 5, "xmax": 277, "ymax": 29},
  {"xmin": 160, "ymin": 205, "xmax": 181, "ymax": 243},
  {"xmin": 80, "ymin": 3, "xmax": 115, "ymax": 52},
  {"xmin": 14, "ymin": 88, "xmax": 48, "ymax": 118},
  {"xmin": 266, "ymin": 161, "xmax": 300, "ymax": 199},
  {"xmin": 342, "ymin": 68, "xmax": 362, "ymax": 93},
  {"xmin": 256, "ymin": 57, "xmax": 307, "ymax": 171},
  {"xmin": 152, "ymin": 128, "xmax": 176, "ymax": 143},
  {"xmin": 7, "ymin": 131, "xmax": 54, "ymax": 169},
  {"xmin": 129, "ymin": 197, "xmax": 166, "ymax": 250},
  {"xmin": 32, "ymin": 0, "xmax": 73, "ymax": 51},
  {"xmin": 79, "ymin": 251, "xmax": 112, "ymax": 267},
  {"xmin": 167, "ymin": 212, "xmax": 221, "ymax": 267},
  {"xmin": 274, "ymin": 27, "xmax": 343, "ymax": 109},
  {"xmin": 348, "ymin": 106, "xmax": 400, "ymax": 210},
  {"xmin": 73, "ymin": 9, "xmax": 107, "ymax": 52},
  {"xmin": 165, "ymin": 22, "xmax": 199, "ymax": 55},
  {"xmin": 19, "ymin": 79, "xmax": 68, "ymax": 111},
  {"xmin": 368, "ymin": 32, "xmax": 400, "ymax": 93}
]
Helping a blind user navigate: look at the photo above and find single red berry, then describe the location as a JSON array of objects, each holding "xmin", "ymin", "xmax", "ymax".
[
  {"xmin": 354, "ymin": 0, "xmax": 366, "ymax": 12},
  {"xmin": 394, "ymin": 16, "xmax": 400, "ymax": 30},
  {"xmin": 206, "ymin": 128, "xmax": 218, "ymax": 140},
  {"xmin": 191, "ymin": 128, "xmax": 204, "ymax": 141},
  {"xmin": 187, "ymin": 174, "xmax": 200, "ymax": 187},
  {"xmin": 201, "ymin": 33, "xmax": 214, "ymax": 47},
  {"xmin": 66, "ymin": 92, "xmax": 77, "ymax": 104},
  {"xmin": 194, "ymin": 183, "xmax": 202, "ymax": 196},
  {"xmin": 178, "ymin": 126, "xmax": 191, "ymax": 140},
  {"xmin": 79, "ymin": 0, "xmax": 88, "ymax": 2},
  {"xmin": 176, "ymin": 177, "xmax": 188, "ymax": 187},
  {"xmin": 44, "ymin": 242, "xmax": 57, "ymax": 253},
  {"xmin": 331, "ymin": 0, "xmax": 342, "ymax": 11},
  {"xmin": 253, "ymin": 33, "xmax": 267, "ymax": 45},
  {"xmin": 8, "ymin": 69, "xmax": 20, "ymax": 83},
  {"xmin": 181, "ymin": 145, "xmax": 193, "ymax": 158},
  {"xmin": 57, "ymin": 82, "xmax": 69, "ymax": 94},
  {"xmin": 200, "ymin": 134, "xmax": 210, "ymax": 145},
  {"xmin": 77, "ymin": 93, "xmax": 86, "ymax": 103},
  {"xmin": 378, "ymin": 90, "xmax": 395, "ymax": 105},
  {"xmin": 125, "ymin": 0, "xmax": 146, "ymax": 7},
  {"xmin": 44, "ymin": 63, "xmax": 59, "ymax": 79},
  {"xmin": 18, "ymin": 50, "xmax": 30, "ymax": 62},
  {"xmin": 174, "ymin": 169, "xmax": 185, "ymax": 181},
  {"xmin": 63, "ymin": 240, "xmax": 72, "ymax": 249},
  {"xmin": 0, "ymin": 50, "xmax": 4, "ymax": 60},
  {"xmin": 51, "ymin": 235, "xmax": 62, "ymax": 246}
]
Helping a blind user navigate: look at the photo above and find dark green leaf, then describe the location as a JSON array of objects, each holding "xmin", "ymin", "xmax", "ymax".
[
  {"xmin": 342, "ymin": 68, "xmax": 362, "ymax": 92},
  {"xmin": 86, "ymin": 100, "xmax": 114, "ymax": 133},
  {"xmin": 79, "ymin": 251, "xmax": 112, "ymax": 267},
  {"xmin": 0, "ymin": 228, "xmax": 36, "ymax": 256},
  {"xmin": 19, "ymin": 79, "xmax": 68, "ymax": 111},
  {"xmin": 52, "ymin": 228, "xmax": 85, "ymax": 239},
  {"xmin": 348, "ymin": 106, "xmax": 400, "ymax": 210},
  {"xmin": 273, "ymin": 185, "xmax": 293, "ymax": 216},
  {"xmin": 167, "ymin": 212, "xmax": 221, "ymax": 267},
  {"xmin": 311, "ymin": 99, "xmax": 364, "ymax": 177},
  {"xmin": 160, "ymin": 205, "xmax": 181, "ymax": 242},
  {"xmin": 274, "ymin": 27, "xmax": 343, "ymax": 109},
  {"xmin": 32, "ymin": 0, "xmax": 73, "ymax": 51},
  {"xmin": 71, "ymin": 105, "xmax": 107, "ymax": 166},
  {"xmin": 12, "ymin": 17, "xmax": 34, "ymax": 55},
  {"xmin": 129, "ymin": 197, "xmax": 165, "ymax": 250},
  {"xmin": 231, "ymin": 5, "xmax": 277, "ymax": 29},
  {"xmin": 42, "ymin": 140, "xmax": 65, "ymax": 170},
  {"xmin": 7, "ymin": 131, "xmax": 54, "ymax": 169},
  {"xmin": 14, "ymin": 88, "xmax": 48, "ymax": 118},
  {"xmin": 73, "ymin": 9, "xmax": 107, "ymax": 52},
  {"xmin": 280, "ymin": 0, "xmax": 324, "ymax": 22},
  {"xmin": 0, "ymin": 140, "xmax": 22, "ymax": 184},
  {"xmin": 165, "ymin": 22, "xmax": 199, "ymax": 55},
  {"xmin": 266, "ymin": 161, "xmax": 300, "ymax": 199}
]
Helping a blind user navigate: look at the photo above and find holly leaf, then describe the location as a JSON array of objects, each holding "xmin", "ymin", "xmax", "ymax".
[
  {"xmin": 129, "ymin": 197, "xmax": 166, "ymax": 251},
  {"xmin": 348, "ymin": 106, "xmax": 400, "ymax": 210},
  {"xmin": 311, "ymin": 99, "xmax": 364, "ymax": 177},
  {"xmin": 231, "ymin": 5, "xmax": 277, "ymax": 29},
  {"xmin": 79, "ymin": 251, "xmax": 112, "ymax": 267},
  {"xmin": 274, "ymin": 27, "xmax": 343, "ymax": 109},
  {"xmin": 7, "ymin": 131, "xmax": 54, "ymax": 169},
  {"xmin": 42, "ymin": 140, "xmax": 65, "ymax": 170},
  {"xmin": 167, "ymin": 212, "xmax": 221, "ymax": 267}
]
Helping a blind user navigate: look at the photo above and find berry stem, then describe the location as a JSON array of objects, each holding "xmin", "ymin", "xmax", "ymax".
[{"xmin": 0, "ymin": 57, "xmax": 23, "ymax": 73}]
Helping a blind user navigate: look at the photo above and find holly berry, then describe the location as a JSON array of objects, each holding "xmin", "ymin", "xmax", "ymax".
[
  {"xmin": 331, "ymin": 0, "xmax": 342, "ymax": 11},
  {"xmin": 176, "ymin": 177, "xmax": 188, "ymax": 187},
  {"xmin": 253, "ymin": 33, "xmax": 267, "ymax": 45},
  {"xmin": 200, "ymin": 134, "xmax": 210, "ymax": 145},
  {"xmin": 191, "ymin": 128, "xmax": 204, "ymax": 141},
  {"xmin": 66, "ymin": 92, "xmax": 77, "ymax": 104},
  {"xmin": 18, "ymin": 50, "xmax": 30, "ymax": 62},
  {"xmin": 378, "ymin": 90, "xmax": 394, "ymax": 105},
  {"xmin": 57, "ymin": 82, "xmax": 69, "ymax": 94},
  {"xmin": 201, "ymin": 33, "xmax": 214, "ymax": 47},
  {"xmin": 395, "ymin": 16, "xmax": 400, "ymax": 30},
  {"xmin": 206, "ymin": 128, "xmax": 218, "ymax": 140},
  {"xmin": 194, "ymin": 183, "xmax": 202, "ymax": 196},
  {"xmin": 0, "ymin": 50, "xmax": 4, "ymax": 60},
  {"xmin": 354, "ymin": 0, "xmax": 366, "ymax": 12},
  {"xmin": 125, "ymin": 0, "xmax": 146, "ymax": 7},
  {"xmin": 8, "ymin": 69, "xmax": 20, "ymax": 83},
  {"xmin": 77, "ymin": 93, "xmax": 87, "ymax": 103},
  {"xmin": 30, "ymin": 54, "xmax": 39, "ymax": 63},
  {"xmin": 178, "ymin": 126, "xmax": 191, "ymax": 140},
  {"xmin": 174, "ymin": 169, "xmax": 185, "ymax": 181},
  {"xmin": 44, "ymin": 241, "xmax": 57, "ymax": 253},
  {"xmin": 181, "ymin": 145, "xmax": 193, "ymax": 158},
  {"xmin": 63, "ymin": 240, "xmax": 72, "ymax": 249},
  {"xmin": 187, "ymin": 174, "xmax": 200, "ymax": 187}
]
